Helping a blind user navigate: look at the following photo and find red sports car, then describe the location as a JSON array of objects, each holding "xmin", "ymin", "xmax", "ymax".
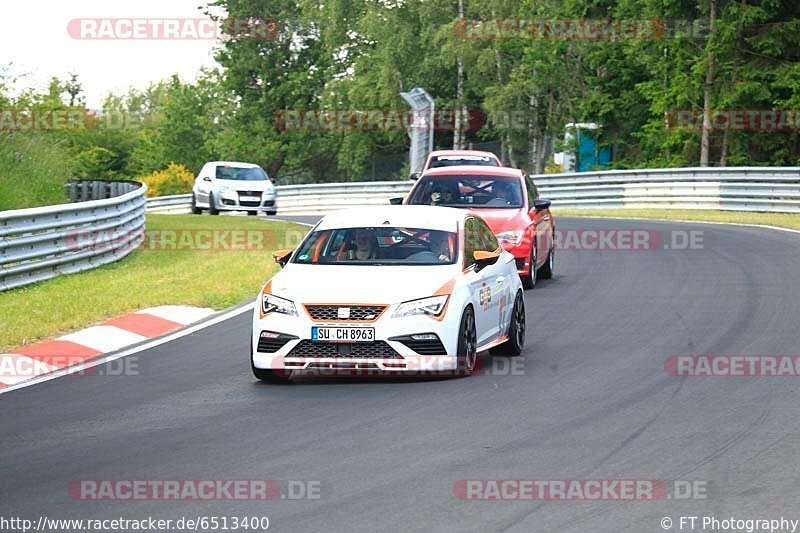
[{"xmin": 401, "ymin": 166, "xmax": 555, "ymax": 289}]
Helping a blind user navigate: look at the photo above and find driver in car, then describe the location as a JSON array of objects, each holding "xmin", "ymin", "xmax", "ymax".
[
  {"xmin": 428, "ymin": 232, "xmax": 451, "ymax": 262},
  {"xmin": 491, "ymin": 181, "xmax": 517, "ymax": 205}
]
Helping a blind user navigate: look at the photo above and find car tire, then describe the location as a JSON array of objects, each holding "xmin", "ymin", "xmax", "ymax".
[
  {"xmin": 208, "ymin": 193, "xmax": 219, "ymax": 215},
  {"xmin": 454, "ymin": 306, "xmax": 477, "ymax": 377},
  {"xmin": 266, "ymin": 210, "xmax": 277, "ymax": 216},
  {"xmin": 250, "ymin": 335, "xmax": 291, "ymax": 383},
  {"xmin": 247, "ymin": 211, "xmax": 258, "ymax": 216},
  {"xmin": 191, "ymin": 194, "xmax": 202, "ymax": 214},
  {"xmin": 539, "ymin": 246, "xmax": 554, "ymax": 280},
  {"xmin": 522, "ymin": 248, "xmax": 536, "ymax": 290},
  {"xmin": 489, "ymin": 291, "xmax": 525, "ymax": 356}
]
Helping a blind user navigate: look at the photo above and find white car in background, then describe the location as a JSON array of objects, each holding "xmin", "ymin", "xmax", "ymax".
[
  {"xmin": 250, "ymin": 205, "xmax": 526, "ymax": 382},
  {"xmin": 191, "ymin": 161, "xmax": 278, "ymax": 216}
]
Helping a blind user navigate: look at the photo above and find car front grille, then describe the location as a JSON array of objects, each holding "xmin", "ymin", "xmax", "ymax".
[
  {"xmin": 287, "ymin": 340, "xmax": 401, "ymax": 358},
  {"xmin": 238, "ymin": 191, "xmax": 263, "ymax": 207},
  {"xmin": 304, "ymin": 305, "xmax": 387, "ymax": 322}
]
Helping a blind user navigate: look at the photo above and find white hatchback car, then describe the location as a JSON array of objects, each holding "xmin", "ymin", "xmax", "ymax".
[
  {"xmin": 191, "ymin": 161, "xmax": 278, "ymax": 216},
  {"xmin": 250, "ymin": 205, "xmax": 526, "ymax": 382}
]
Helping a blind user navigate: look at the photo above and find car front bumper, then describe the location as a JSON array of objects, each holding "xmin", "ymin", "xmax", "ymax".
[{"xmin": 251, "ymin": 306, "xmax": 459, "ymax": 374}]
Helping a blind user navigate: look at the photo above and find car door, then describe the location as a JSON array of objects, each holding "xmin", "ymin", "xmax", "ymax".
[{"xmin": 464, "ymin": 217, "xmax": 503, "ymax": 346}]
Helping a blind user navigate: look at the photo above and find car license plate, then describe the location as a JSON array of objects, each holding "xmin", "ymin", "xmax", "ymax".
[
  {"xmin": 312, "ymin": 327, "xmax": 375, "ymax": 342},
  {"xmin": 240, "ymin": 196, "xmax": 260, "ymax": 202}
]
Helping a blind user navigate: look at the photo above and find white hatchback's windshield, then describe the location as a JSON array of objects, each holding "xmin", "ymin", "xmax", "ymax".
[
  {"xmin": 215, "ymin": 166, "xmax": 269, "ymax": 181},
  {"xmin": 293, "ymin": 227, "xmax": 457, "ymax": 265}
]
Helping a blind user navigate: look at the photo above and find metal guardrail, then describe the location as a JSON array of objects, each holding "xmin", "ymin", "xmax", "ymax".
[
  {"xmin": 0, "ymin": 181, "xmax": 146, "ymax": 291},
  {"xmin": 534, "ymin": 167, "xmax": 800, "ymax": 212},
  {"xmin": 145, "ymin": 167, "xmax": 800, "ymax": 215}
]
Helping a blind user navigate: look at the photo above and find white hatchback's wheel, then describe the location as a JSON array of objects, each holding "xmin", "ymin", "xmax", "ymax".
[
  {"xmin": 455, "ymin": 307, "xmax": 477, "ymax": 377},
  {"xmin": 191, "ymin": 194, "xmax": 202, "ymax": 214},
  {"xmin": 490, "ymin": 291, "xmax": 525, "ymax": 356}
]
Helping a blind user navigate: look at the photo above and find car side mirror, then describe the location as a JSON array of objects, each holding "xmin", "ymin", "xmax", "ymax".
[
  {"xmin": 473, "ymin": 250, "xmax": 500, "ymax": 272},
  {"xmin": 389, "ymin": 197, "xmax": 404, "ymax": 205},
  {"xmin": 409, "ymin": 172, "xmax": 421, "ymax": 181},
  {"xmin": 202, "ymin": 176, "xmax": 212, "ymax": 182},
  {"xmin": 533, "ymin": 199, "xmax": 551, "ymax": 211},
  {"xmin": 272, "ymin": 249, "xmax": 292, "ymax": 268}
]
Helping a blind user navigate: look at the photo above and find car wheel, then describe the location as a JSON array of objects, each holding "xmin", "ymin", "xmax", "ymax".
[
  {"xmin": 522, "ymin": 248, "xmax": 537, "ymax": 290},
  {"xmin": 247, "ymin": 211, "xmax": 258, "ymax": 216},
  {"xmin": 454, "ymin": 306, "xmax": 477, "ymax": 377},
  {"xmin": 250, "ymin": 335, "xmax": 291, "ymax": 383},
  {"xmin": 539, "ymin": 246, "xmax": 554, "ymax": 280},
  {"xmin": 266, "ymin": 210, "xmax": 277, "ymax": 216},
  {"xmin": 190, "ymin": 194, "xmax": 202, "ymax": 214},
  {"xmin": 490, "ymin": 291, "xmax": 525, "ymax": 356},
  {"xmin": 208, "ymin": 193, "xmax": 219, "ymax": 215}
]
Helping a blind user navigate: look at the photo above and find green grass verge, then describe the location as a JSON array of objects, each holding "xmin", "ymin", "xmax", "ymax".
[
  {"xmin": 0, "ymin": 214, "xmax": 308, "ymax": 352},
  {"xmin": 0, "ymin": 134, "xmax": 75, "ymax": 210},
  {"xmin": 556, "ymin": 208, "xmax": 800, "ymax": 231}
]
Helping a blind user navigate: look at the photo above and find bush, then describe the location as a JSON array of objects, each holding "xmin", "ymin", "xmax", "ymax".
[{"xmin": 137, "ymin": 162, "xmax": 195, "ymax": 197}]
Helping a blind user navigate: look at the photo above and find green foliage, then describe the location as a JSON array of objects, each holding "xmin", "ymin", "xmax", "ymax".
[
  {"xmin": 0, "ymin": 133, "xmax": 75, "ymax": 210},
  {"xmin": 4, "ymin": 0, "xmax": 800, "ymax": 211}
]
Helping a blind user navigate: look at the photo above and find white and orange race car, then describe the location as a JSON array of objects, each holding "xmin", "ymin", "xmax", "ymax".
[{"xmin": 250, "ymin": 206, "xmax": 525, "ymax": 382}]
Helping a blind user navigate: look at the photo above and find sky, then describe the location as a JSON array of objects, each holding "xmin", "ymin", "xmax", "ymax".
[{"xmin": 1, "ymin": 0, "xmax": 223, "ymax": 108}]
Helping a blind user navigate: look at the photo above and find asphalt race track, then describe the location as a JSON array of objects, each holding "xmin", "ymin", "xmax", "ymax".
[{"xmin": 2, "ymin": 216, "xmax": 800, "ymax": 532}]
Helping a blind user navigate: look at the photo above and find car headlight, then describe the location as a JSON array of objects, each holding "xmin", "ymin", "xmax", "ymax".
[
  {"xmin": 392, "ymin": 295, "xmax": 449, "ymax": 318},
  {"xmin": 496, "ymin": 230, "xmax": 524, "ymax": 245},
  {"xmin": 262, "ymin": 294, "xmax": 298, "ymax": 316}
]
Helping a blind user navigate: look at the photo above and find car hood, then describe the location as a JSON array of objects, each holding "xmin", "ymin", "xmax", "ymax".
[
  {"xmin": 216, "ymin": 179, "xmax": 275, "ymax": 192},
  {"xmin": 267, "ymin": 264, "xmax": 458, "ymax": 305},
  {"xmin": 466, "ymin": 208, "xmax": 530, "ymax": 233}
]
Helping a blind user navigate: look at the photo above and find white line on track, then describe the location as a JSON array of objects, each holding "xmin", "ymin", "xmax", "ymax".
[{"xmin": 0, "ymin": 300, "xmax": 255, "ymax": 396}]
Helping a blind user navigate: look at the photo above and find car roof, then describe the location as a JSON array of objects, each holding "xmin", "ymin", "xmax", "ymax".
[
  {"xmin": 428, "ymin": 150, "xmax": 500, "ymax": 160},
  {"xmin": 421, "ymin": 165, "xmax": 523, "ymax": 178},
  {"xmin": 316, "ymin": 206, "xmax": 467, "ymax": 232},
  {"xmin": 205, "ymin": 161, "xmax": 261, "ymax": 168}
]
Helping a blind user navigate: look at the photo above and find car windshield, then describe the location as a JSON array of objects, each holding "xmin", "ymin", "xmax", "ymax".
[
  {"xmin": 428, "ymin": 155, "xmax": 499, "ymax": 169},
  {"xmin": 292, "ymin": 227, "xmax": 458, "ymax": 266},
  {"xmin": 215, "ymin": 166, "xmax": 269, "ymax": 181},
  {"xmin": 407, "ymin": 176, "xmax": 524, "ymax": 208}
]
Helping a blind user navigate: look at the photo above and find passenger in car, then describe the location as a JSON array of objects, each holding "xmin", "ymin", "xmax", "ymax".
[
  {"xmin": 429, "ymin": 185, "xmax": 455, "ymax": 206},
  {"xmin": 346, "ymin": 230, "xmax": 380, "ymax": 260}
]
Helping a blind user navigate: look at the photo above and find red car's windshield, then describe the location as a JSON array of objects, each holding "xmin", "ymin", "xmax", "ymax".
[{"xmin": 408, "ymin": 176, "xmax": 524, "ymax": 209}]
